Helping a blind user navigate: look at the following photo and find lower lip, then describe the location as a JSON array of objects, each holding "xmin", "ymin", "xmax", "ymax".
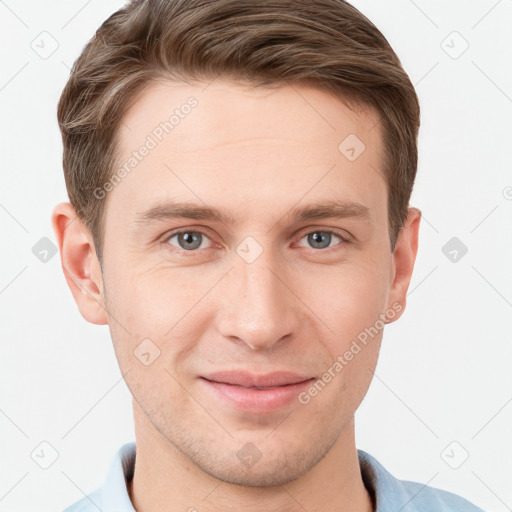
[{"xmin": 200, "ymin": 377, "xmax": 314, "ymax": 414}]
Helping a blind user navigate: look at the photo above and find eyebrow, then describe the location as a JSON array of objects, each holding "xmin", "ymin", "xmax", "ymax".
[{"xmin": 134, "ymin": 199, "xmax": 371, "ymax": 227}]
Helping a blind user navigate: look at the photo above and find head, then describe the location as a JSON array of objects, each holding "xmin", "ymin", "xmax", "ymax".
[{"xmin": 53, "ymin": 0, "xmax": 421, "ymax": 486}]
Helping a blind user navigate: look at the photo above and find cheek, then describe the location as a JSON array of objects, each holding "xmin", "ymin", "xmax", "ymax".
[
  {"xmin": 303, "ymin": 260, "xmax": 387, "ymax": 399},
  {"xmin": 307, "ymin": 260, "xmax": 389, "ymax": 337},
  {"xmin": 104, "ymin": 258, "xmax": 205, "ymax": 336},
  {"xmin": 103, "ymin": 262, "xmax": 217, "ymax": 381}
]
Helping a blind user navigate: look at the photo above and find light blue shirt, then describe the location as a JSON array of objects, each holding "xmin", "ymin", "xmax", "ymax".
[{"xmin": 63, "ymin": 442, "xmax": 485, "ymax": 511}]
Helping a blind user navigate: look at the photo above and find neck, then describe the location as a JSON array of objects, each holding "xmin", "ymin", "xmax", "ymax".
[{"xmin": 128, "ymin": 402, "xmax": 373, "ymax": 512}]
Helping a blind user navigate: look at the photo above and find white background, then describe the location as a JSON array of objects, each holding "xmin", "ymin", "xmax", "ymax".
[{"xmin": 0, "ymin": 1, "xmax": 511, "ymax": 511}]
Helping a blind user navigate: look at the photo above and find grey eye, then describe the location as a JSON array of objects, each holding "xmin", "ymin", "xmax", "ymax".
[
  {"xmin": 305, "ymin": 231, "xmax": 339, "ymax": 249},
  {"xmin": 168, "ymin": 231, "xmax": 208, "ymax": 251}
]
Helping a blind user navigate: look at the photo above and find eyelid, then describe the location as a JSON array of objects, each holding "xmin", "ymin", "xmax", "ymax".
[
  {"xmin": 295, "ymin": 225, "xmax": 353, "ymax": 243},
  {"xmin": 162, "ymin": 227, "xmax": 217, "ymax": 252},
  {"xmin": 293, "ymin": 228, "xmax": 350, "ymax": 251}
]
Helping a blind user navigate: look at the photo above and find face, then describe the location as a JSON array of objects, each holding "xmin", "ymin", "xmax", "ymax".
[{"xmin": 68, "ymin": 79, "xmax": 417, "ymax": 486}]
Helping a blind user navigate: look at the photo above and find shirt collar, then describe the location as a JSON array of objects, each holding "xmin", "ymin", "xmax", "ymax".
[
  {"xmin": 101, "ymin": 442, "xmax": 136, "ymax": 512},
  {"xmin": 358, "ymin": 449, "xmax": 422, "ymax": 511}
]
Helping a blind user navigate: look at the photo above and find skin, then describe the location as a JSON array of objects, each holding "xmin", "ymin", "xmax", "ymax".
[{"xmin": 52, "ymin": 78, "xmax": 421, "ymax": 512}]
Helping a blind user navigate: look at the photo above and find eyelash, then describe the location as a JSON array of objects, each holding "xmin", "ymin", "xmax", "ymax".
[{"xmin": 162, "ymin": 228, "xmax": 350, "ymax": 255}]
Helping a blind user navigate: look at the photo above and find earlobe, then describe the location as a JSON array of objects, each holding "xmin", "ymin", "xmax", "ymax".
[
  {"xmin": 385, "ymin": 207, "xmax": 422, "ymax": 323},
  {"xmin": 51, "ymin": 202, "xmax": 108, "ymax": 325}
]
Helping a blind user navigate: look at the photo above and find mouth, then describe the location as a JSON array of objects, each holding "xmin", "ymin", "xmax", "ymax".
[
  {"xmin": 220, "ymin": 384, "xmax": 294, "ymax": 390},
  {"xmin": 200, "ymin": 370, "xmax": 315, "ymax": 388},
  {"xmin": 198, "ymin": 372, "xmax": 315, "ymax": 413},
  {"xmin": 202, "ymin": 379, "xmax": 308, "ymax": 390}
]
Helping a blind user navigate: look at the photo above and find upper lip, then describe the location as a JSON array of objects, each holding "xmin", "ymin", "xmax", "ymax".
[{"xmin": 201, "ymin": 371, "xmax": 314, "ymax": 388}]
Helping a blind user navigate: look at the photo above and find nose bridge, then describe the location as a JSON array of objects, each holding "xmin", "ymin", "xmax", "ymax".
[{"xmin": 217, "ymin": 240, "xmax": 296, "ymax": 350}]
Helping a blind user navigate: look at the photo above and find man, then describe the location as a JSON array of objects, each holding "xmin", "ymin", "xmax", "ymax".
[{"xmin": 52, "ymin": 0, "xmax": 485, "ymax": 510}]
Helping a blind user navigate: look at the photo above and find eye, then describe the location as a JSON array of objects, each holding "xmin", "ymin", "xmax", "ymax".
[
  {"xmin": 297, "ymin": 230, "xmax": 347, "ymax": 250},
  {"xmin": 165, "ymin": 230, "xmax": 213, "ymax": 251},
  {"xmin": 162, "ymin": 228, "xmax": 349, "ymax": 255}
]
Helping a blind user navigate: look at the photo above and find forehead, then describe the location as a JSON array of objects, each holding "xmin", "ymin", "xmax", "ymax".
[
  {"xmin": 119, "ymin": 78, "xmax": 381, "ymax": 152},
  {"xmin": 109, "ymin": 78, "xmax": 386, "ymax": 223}
]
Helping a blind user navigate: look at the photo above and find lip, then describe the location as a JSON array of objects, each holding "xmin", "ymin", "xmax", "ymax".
[
  {"xmin": 201, "ymin": 370, "xmax": 314, "ymax": 388},
  {"xmin": 199, "ymin": 371, "xmax": 315, "ymax": 414}
]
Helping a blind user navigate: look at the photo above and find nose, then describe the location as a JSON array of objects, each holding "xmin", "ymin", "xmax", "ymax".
[{"xmin": 216, "ymin": 247, "xmax": 299, "ymax": 351}]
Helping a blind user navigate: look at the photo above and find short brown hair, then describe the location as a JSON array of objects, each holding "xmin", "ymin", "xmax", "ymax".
[{"xmin": 57, "ymin": 0, "xmax": 420, "ymax": 261}]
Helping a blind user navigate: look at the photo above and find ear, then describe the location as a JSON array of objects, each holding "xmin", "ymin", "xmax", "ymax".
[
  {"xmin": 385, "ymin": 207, "xmax": 421, "ymax": 323},
  {"xmin": 51, "ymin": 202, "xmax": 107, "ymax": 325}
]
